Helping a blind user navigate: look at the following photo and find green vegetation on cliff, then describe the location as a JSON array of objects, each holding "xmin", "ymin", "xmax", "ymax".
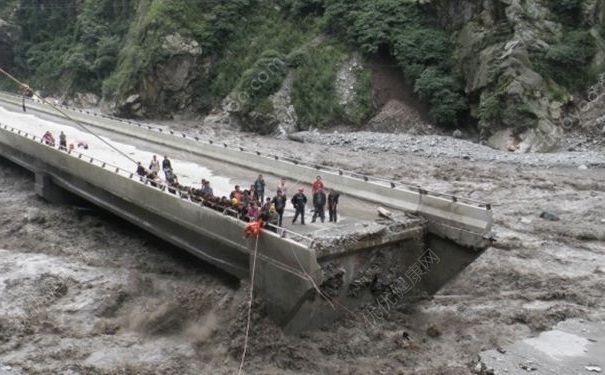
[
  {"xmin": 15, "ymin": 0, "xmax": 132, "ymax": 92},
  {"xmin": 6, "ymin": 0, "xmax": 462, "ymax": 128},
  {"xmin": 291, "ymin": 42, "xmax": 346, "ymax": 127},
  {"xmin": 3, "ymin": 0, "xmax": 604, "ymax": 141}
]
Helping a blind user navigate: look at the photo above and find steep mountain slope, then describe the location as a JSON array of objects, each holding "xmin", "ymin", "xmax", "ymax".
[{"xmin": 0, "ymin": 0, "xmax": 603, "ymax": 151}]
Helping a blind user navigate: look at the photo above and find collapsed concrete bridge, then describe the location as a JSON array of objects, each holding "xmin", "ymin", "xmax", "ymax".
[{"xmin": 0, "ymin": 92, "xmax": 494, "ymax": 332}]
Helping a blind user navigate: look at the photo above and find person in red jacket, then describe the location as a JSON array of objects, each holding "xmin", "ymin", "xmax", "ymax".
[
  {"xmin": 312, "ymin": 175, "xmax": 324, "ymax": 194},
  {"xmin": 42, "ymin": 131, "xmax": 55, "ymax": 146}
]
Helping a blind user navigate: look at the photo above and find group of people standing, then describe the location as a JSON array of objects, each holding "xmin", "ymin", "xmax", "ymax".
[
  {"xmin": 138, "ymin": 155, "xmax": 174, "ymax": 184},
  {"xmin": 229, "ymin": 174, "xmax": 340, "ymax": 228},
  {"xmin": 43, "ymin": 132, "xmax": 343, "ymax": 231},
  {"xmin": 135, "ymin": 155, "xmax": 341, "ymax": 230},
  {"xmin": 291, "ymin": 176, "xmax": 340, "ymax": 225}
]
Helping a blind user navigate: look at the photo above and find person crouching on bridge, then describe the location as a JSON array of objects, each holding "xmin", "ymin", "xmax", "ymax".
[
  {"xmin": 200, "ymin": 179, "xmax": 213, "ymax": 198},
  {"xmin": 261, "ymin": 197, "xmax": 272, "ymax": 217},
  {"xmin": 312, "ymin": 187, "xmax": 327, "ymax": 223},
  {"xmin": 146, "ymin": 171, "xmax": 161, "ymax": 187},
  {"xmin": 164, "ymin": 168, "xmax": 177, "ymax": 186},
  {"xmin": 261, "ymin": 205, "xmax": 279, "ymax": 233},
  {"xmin": 247, "ymin": 202, "xmax": 260, "ymax": 222},
  {"xmin": 291, "ymin": 188, "xmax": 307, "ymax": 225},
  {"xmin": 59, "ymin": 131, "xmax": 67, "ymax": 151},
  {"xmin": 230, "ymin": 185, "xmax": 243, "ymax": 201},
  {"xmin": 42, "ymin": 131, "xmax": 55, "ymax": 146},
  {"xmin": 136, "ymin": 162, "xmax": 147, "ymax": 181}
]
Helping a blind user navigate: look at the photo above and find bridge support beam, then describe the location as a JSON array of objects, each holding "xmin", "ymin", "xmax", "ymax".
[{"xmin": 35, "ymin": 172, "xmax": 81, "ymax": 205}]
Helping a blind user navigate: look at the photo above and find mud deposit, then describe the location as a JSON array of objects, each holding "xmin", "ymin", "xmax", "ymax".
[{"xmin": 1, "ymin": 132, "xmax": 604, "ymax": 374}]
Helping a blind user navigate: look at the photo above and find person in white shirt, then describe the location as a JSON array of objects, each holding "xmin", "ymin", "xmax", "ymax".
[
  {"xmin": 277, "ymin": 177, "xmax": 288, "ymax": 198},
  {"xmin": 149, "ymin": 155, "xmax": 160, "ymax": 174}
]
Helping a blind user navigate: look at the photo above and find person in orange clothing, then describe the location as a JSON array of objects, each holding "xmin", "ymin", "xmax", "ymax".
[{"xmin": 245, "ymin": 219, "xmax": 264, "ymax": 237}]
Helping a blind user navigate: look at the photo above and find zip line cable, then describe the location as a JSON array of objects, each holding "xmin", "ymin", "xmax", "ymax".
[{"xmin": 0, "ymin": 66, "xmax": 138, "ymax": 165}]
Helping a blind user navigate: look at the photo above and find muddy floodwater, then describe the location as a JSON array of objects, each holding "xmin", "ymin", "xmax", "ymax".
[{"xmin": 1, "ymin": 122, "xmax": 604, "ymax": 373}]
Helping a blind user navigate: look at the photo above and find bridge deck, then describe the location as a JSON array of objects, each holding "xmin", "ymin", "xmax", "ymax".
[
  {"xmin": 0, "ymin": 102, "xmax": 383, "ymax": 238},
  {"xmin": 0, "ymin": 91, "xmax": 493, "ymax": 245}
]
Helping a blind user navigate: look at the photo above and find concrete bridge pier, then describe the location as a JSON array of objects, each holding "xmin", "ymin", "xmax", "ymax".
[{"xmin": 35, "ymin": 171, "xmax": 82, "ymax": 205}]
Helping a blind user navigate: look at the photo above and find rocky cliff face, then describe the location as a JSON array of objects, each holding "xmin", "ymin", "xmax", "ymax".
[{"xmin": 432, "ymin": 0, "xmax": 604, "ymax": 151}]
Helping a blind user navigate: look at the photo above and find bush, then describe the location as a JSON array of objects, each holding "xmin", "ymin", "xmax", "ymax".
[
  {"xmin": 414, "ymin": 67, "xmax": 466, "ymax": 127},
  {"xmin": 534, "ymin": 30, "xmax": 597, "ymax": 89},
  {"xmin": 291, "ymin": 42, "xmax": 345, "ymax": 128},
  {"xmin": 286, "ymin": 48, "xmax": 311, "ymax": 68},
  {"xmin": 393, "ymin": 28, "xmax": 452, "ymax": 79},
  {"xmin": 547, "ymin": 0, "xmax": 583, "ymax": 24},
  {"xmin": 209, "ymin": 7, "xmax": 315, "ymax": 100},
  {"xmin": 13, "ymin": 0, "xmax": 132, "ymax": 93},
  {"xmin": 430, "ymin": 89, "xmax": 467, "ymax": 126},
  {"xmin": 477, "ymin": 93, "xmax": 501, "ymax": 123},
  {"xmin": 233, "ymin": 51, "xmax": 288, "ymax": 113}
]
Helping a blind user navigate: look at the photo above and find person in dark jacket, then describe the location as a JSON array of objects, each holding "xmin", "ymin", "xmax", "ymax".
[
  {"xmin": 200, "ymin": 179, "xmax": 213, "ymax": 197},
  {"xmin": 136, "ymin": 162, "xmax": 147, "ymax": 181},
  {"xmin": 162, "ymin": 155, "xmax": 172, "ymax": 170},
  {"xmin": 328, "ymin": 189, "xmax": 340, "ymax": 223},
  {"xmin": 59, "ymin": 131, "xmax": 67, "ymax": 151},
  {"xmin": 162, "ymin": 155, "xmax": 172, "ymax": 180},
  {"xmin": 254, "ymin": 174, "xmax": 265, "ymax": 203},
  {"xmin": 291, "ymin": 188, "xmax": 307, "ymax": 225},
  {"xmin": 312, "ymin": 188, "xmax": 327, "ymax": 223},
  {"xmin": 272, "ymin": 190, "xmax": 287, "ymax": 226}
]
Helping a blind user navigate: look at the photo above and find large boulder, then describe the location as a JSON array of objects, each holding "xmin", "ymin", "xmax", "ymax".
[
  {"xmin": 115, "ymin": 94, "xmax": 143, "ymax": 118},
  {"xmin": 116, "ymin": 33, "xmax": 208, "ymax": 119}
]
